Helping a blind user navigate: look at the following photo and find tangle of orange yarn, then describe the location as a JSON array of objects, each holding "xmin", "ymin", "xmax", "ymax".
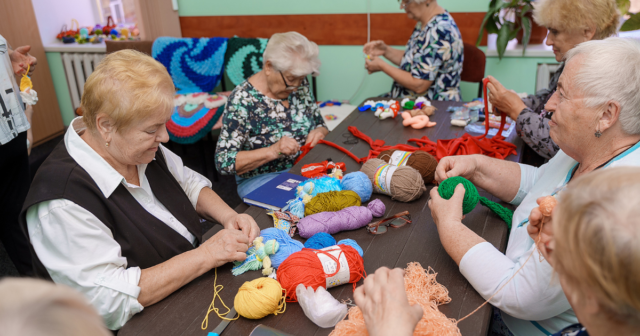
[{"xmin": 330, "ymin": 262, "xmax": 462, "ymax": 336}]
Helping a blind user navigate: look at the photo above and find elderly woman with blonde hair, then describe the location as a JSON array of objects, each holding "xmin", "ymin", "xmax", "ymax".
[
  {"xmin": 215, "ymin": 32, "xmax": 328, "ymax": 199},
  {"xmin": 525, "ymin": 167, "xmax": 640, "ymax": 336},
  {"xmin": 427, "ymin": 37, "xmax": 640, "ymax": 336},
  {"xmin": 487, "ymin": 0, "xmax": 620, "ymax": 159},
  {"xmin": 20, "ymin": 50, "xmax": 260, "ymax": 330}
]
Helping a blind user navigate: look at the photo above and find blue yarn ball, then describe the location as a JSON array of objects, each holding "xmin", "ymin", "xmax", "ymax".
[
  {"xmin": 337, "ymin": 239, "xmax": 364, "ymax": 257},
  {"xmin": 309, "ymin": 177, "xmax": 342, "ymax": 196},
  {"xmin": 304, "ymin": 232, "xmax": 336, "ymax": 249},
  {"xmin": 341, "ymin": 171, "xmax": 373, "ymax": 202},
  {"xmin": 260, "ymin": 228, "xmax": 304, "ymax": 268}
]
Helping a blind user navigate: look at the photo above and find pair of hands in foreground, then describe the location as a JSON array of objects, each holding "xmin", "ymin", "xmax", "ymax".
[{"xmin": 198, "ymin": 213, "xmax": 260, "ymax": 269}]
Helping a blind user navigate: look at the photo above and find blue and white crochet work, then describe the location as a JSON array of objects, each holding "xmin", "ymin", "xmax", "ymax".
[{"xmin": 152, "ymin": 37, "xmax": 228, "ymax": 92}]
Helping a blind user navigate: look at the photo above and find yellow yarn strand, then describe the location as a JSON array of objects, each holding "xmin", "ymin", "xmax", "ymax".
[
  {"xmin": 201, "ymin": 268, "xmax": 238, "ymax": 331},
  {"xmin": 20, "ymin": 64, "xmax": 33, "ymax": 92}
]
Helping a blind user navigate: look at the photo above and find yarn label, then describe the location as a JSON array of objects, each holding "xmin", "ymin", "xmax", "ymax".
[
  {"xmin": 374, "ymin": 164, "xmax": 398, "ymax": 194},
  {"xmin": 276, "ymin": 178, "xmax": 303, "ymax": 191},
  {"xmin": 316, "ymin": 246, "xmax": 350, "ymax": 288},
  {"xmin": 389, "ymin": 151, "xmax": 411, "ymax": 166}
]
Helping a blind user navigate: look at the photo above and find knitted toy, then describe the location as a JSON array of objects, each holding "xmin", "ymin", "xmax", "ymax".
[
  {"xmin": 19, "ymin": 65, "xmax": 38, "ymax": 105},
  {"xmin": 401, "ymin": 112, "xmax": 436, "ymax": 129},
  {"xmin": 232, "ymin": 237, "xmax": 280, "ymax": 276}
]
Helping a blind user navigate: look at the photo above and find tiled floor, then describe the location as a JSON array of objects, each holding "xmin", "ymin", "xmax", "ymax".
[{"xmin": 0, "ymin": 134, "xmax": 241, "ymax": 278}]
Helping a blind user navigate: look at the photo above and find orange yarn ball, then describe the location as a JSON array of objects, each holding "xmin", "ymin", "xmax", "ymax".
[{"xmin": 276, "ymin": 245, "xmax": 365, "ymax": 302}]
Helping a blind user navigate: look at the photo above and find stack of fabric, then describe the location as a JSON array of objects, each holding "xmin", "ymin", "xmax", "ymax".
[{"xmin": 152, "ymin": 37, "xmax": 228, "ymax": 144}]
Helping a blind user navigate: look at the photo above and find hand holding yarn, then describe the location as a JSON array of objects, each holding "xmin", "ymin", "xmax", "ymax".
[
  {"xmin": 428, "ymin": 184, "xmax": 466, "ymax": 228},
  {"xmin": 231, "ymin": 236, "xmax": 279, "ymax": 276},
  {"xmin": 199, "ymin": 229, "xmax": 250, "ymax": 269},
  {"xmin": 434, "ymin": 176, "xmax": 514, "ymax": 228},
  {"xmin": 297, "ymin": 284, "xmax": 348, "ymax": 328},
  {"xmin": 352, "ymin": 267, "xmax": 424, "ymax": 336},
  {"xmin": 223, "ymin": 213, "xmax": 260, "ymax": 243},
  {"xmin": 527, "ymin": 196, "xmax": 557, "ymax": 259}
]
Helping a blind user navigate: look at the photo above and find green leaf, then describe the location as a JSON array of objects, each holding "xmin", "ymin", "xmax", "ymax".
[
  {"xmin": 621, "ymin": 12, "xmax": 640, "ymax": 31},
  {"xmin": 486, "ymin": 16, "xmax": 500, "ymax": 34},
  {"xmin": 497, "ymin": 23, "xmax": 512, "ymax": 60},
  {"xmin": 508, "ymin": 22, "xmax": 521, "ymax": 41},
  {"xmin": 476, "ymin": 11, "xmax": 494, "ymax": 46},
  {"xmin": 520, "ymin": 16, "xmax": 532, "ymax": 56}
]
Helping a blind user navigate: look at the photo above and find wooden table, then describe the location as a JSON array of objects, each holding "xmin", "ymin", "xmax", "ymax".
[{"xmin": 120, "ymin": 100, "xmax": 523, "ymax": 336}]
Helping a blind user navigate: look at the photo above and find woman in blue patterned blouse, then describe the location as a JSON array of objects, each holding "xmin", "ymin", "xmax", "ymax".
[
  {"xmin": 363, "ymin": 0, "xmax": 463, "ymax": 101},
  {"xmin": 215, "ymin": 32, "xmax": 328, "ymax": 199}
]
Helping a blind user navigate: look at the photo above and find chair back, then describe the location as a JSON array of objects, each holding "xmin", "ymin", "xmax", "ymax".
[{"xmin": 460, "ymin": 42, "xmax": 486, "ymax": 84}]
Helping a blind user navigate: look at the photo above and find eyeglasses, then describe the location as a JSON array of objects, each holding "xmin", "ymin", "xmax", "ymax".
[
  {"xmin": 366, "ymin": 211, "xmax": 411, "ymax": 234},
  {"xmin": 279, "ymin": 71, "xmax": 303, "ymax": 91},
  {"xmin": 400, "ymin": 0, "xmax": 412, "ymax": 9}
]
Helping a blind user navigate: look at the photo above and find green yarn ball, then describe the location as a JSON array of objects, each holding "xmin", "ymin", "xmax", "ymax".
[
  {"xmin": 438, "ymin": 176, "xmax": 515, "ymax": 228},
  {"xmin": 438, "ymin": 176, "xmax": 479, "ymax": 215}
]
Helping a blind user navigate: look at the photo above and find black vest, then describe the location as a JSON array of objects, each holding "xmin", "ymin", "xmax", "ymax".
[{"xmin": 20, "ymin": 141, "xmax": 203, "ymax": 279}]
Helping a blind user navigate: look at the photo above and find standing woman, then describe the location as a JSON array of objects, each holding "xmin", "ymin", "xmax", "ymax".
[{"xmin": 363, "ymin": 0, "xmax": 463, "ymax": 101}]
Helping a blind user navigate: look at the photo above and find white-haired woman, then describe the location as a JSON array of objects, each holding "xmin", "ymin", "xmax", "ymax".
[
  {"xmin": 428, "ymin": 38, "xmax": 640, "ymax": 336},
  {"xmin": 215, "ymin": 32, "xmax": 328, "ymax": 198},
  {"xmin": 363, "ymin": 0, "xmax": 463, "ymax": 100},
  {"xmin": 487, "ymin": 0, "xmax": 619, "ymax": 159}
]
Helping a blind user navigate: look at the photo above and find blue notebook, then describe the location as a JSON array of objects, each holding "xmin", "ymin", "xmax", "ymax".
[{"xmin": 243, "ymin": 172, "xmax": 308, "ymax": 210}]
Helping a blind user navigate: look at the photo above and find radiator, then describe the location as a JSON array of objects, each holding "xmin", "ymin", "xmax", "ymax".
[
  {"xmin": 535, "ymin": 63, "xmax": 561, "ymax": 92},
  {"xmin": 61, "ymin": 53, "xmax": 106, "ymax": 110}
]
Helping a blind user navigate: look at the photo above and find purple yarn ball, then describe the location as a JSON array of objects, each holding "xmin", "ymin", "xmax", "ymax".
[
  {"xmin": 366, "ymin": 199, "xmax": 386, "ymax": 217},
  {"xmin": 297, "ymin": 205, "xmax": 374, "ymax": 238}
]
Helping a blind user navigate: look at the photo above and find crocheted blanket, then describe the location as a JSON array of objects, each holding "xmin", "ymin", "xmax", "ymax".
[
  {"xmin": 224, "ymin": 37, "xmax": 268, "ymax": 86},
  {"xmin": 153, "ymin": 37, "xmax": 228, "ymax": 92}
]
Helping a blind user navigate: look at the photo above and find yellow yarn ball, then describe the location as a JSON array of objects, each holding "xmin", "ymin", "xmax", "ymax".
[
  {"xmin": 234, "ymin": 277, "xmax": 286, "ymax": 319},
  {"xmin": 304, "ymin": 190, "xmax": 362, "ymax": 216}
]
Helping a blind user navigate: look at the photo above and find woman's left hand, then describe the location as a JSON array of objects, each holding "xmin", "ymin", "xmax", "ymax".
[
  {"xmin": 305, "ymin": 127, "xmax": 328, "ymax": 148},
  {"xmin": 427, "ymin": 184, "xmax": 466, "ymax": 227},
  {"xmin": 486, "ymin": 76, "xmax": 527, "ymax": 120},
  {"xmin": 527, "ymin": 198, "xmax": 555, "ymax": 263},
  {"xmin": 223, "ymin": 213, "xmax": 260, "ymax": 242},
  {"xmin": 365, "ymin": 56, "xmax": 386, "ymax": 74}
]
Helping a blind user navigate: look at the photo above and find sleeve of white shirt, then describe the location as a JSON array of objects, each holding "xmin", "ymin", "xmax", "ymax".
[
  {"xmin": 459, "ymin": 242, "xmax": 571, "ymax": 321},
  {"xmin": 26, "ymin": 199, "xmax": 144, "ymax": 330},
  {"xmin": 160, "ymin": 145, "xmax": 212, "ymax": 209},
  {"xmin": 509, "ymin": 162, "xmax": 547, "ymax": 205}
]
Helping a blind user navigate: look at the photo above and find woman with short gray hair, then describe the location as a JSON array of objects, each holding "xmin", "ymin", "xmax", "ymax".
[{"xmin": 216, "ymin": 32, "xmax": 328, "ymax": 198}]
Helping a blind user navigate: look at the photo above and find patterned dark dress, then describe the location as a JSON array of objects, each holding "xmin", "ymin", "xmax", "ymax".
[
  {"xmin": 516, "ymin": 63, "xmax": 564, "ymax": 159},
  {"xmin": 215, "ymin": 78, "xmax": 326, "ymax": 179},
  {"xmin": 389, "ymin": 11, "xmax": 464, "ymax": 101}
]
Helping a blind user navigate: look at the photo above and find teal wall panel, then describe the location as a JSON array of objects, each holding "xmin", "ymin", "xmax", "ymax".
[{"xmin": 46, "ymin": 52, "xmax": 75, "ymax": 126}]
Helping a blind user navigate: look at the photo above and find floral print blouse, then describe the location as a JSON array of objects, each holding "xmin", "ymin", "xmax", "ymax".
[
  {"xmin": 516, "ymin": 63, "xmax": 563, "ymax": 160},
  {"xmin": 215, "ymin": 78, "xmax": 326, "ymax": 178},
  {"xmin": 390, "ymin": 11, "xmax": 464, "ymax": 101}
]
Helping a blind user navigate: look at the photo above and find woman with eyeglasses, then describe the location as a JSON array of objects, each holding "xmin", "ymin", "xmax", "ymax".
[
  {"xmin": 215, "ymin": 32, "xmax": 328, "ymax": 198},
  {"xmin": 486, "ymin": 0, "xmax": 619, "ymax": 160},
  {"xmin": 363, "ymin": 0, "xmax": 463, "ymax": 101}
]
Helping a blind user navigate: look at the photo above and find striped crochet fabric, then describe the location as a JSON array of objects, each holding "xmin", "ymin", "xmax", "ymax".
[
  {"xmin": 223, "ymin": 37, "xmax": 268, "ymax": 86},
  {"xmin": 166, "ymin": 105, "xmax": 225, "ymax": 144},
  {"xmin": 152, "ymin": 37, "xmax": 228, "ymax": 92}
]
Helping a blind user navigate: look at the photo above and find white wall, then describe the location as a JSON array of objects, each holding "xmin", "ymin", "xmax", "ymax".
[{"xmin": 32, "ymin": 0, "xmax": 101, "ymax": 45}]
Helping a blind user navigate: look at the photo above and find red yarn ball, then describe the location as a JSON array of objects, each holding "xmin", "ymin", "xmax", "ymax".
[{"xmin": 277, "ymin": 244, "xmax": 365, "ymax": 302}]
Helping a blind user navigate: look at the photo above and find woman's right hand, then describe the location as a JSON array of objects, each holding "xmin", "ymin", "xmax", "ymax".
[
  {"xmin": 199, "ymin": 229, "xmax": 250, "ymax": 269},
  {"xmin": 434, "ymin": 155, "xmax": 480, "ymax": 183},
  {"xmin": 527, "ymin": 198, "xmax": 555, "ymax": 263},
  {"xmin": 271, "ymin": 136, "xmax": 300, "ymax": 157},
  {"xmin": 363, "ymin": 40, "xmax": 388, "ymax": 57},
  {"xmin": 354, "ymin": 267, "xmax": 423, "ymax": 336}
]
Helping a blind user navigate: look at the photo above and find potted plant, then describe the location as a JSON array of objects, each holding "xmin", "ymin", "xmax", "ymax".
[{"xmin": 476, "ymin": 0, "xmax": 537, "ymax": 60}]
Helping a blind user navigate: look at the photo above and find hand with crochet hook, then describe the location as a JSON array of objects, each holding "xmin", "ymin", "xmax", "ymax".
[
  {"xmin": 223, "ymin": 213, "xmax": 260, "ymax": 243},
  {"xmin": 354, "ymin": 267, "xmax": 423, "ymax": 336}
]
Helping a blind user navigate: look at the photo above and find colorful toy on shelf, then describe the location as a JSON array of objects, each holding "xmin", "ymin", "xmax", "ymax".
[
  {"xmin": 401, "ymin": 112, "xmax": 436, "ymax": 129},
  {"xmin": 79, "ymin": 27, "xmax": 89, "ymax": 39},
  {"xmin": 120, "ymin": 27, "xmax": 130, "ymax": 39}
]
